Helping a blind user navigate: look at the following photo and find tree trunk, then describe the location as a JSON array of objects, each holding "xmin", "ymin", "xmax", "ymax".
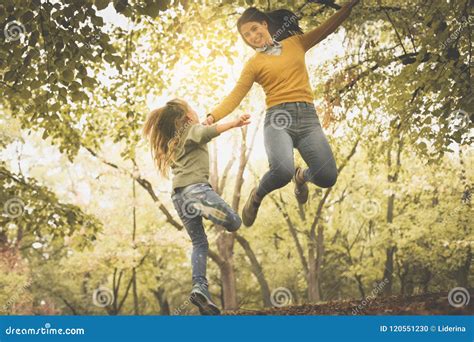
[
  {"xmin": 307, "ymin": 225, "xmax": 324, "ymax": 303},
  {"xmin": 307, "ymin": 243, "xmax": 319, "ymax": 301},
  {"xmin": 397, "ymin": 262, "xmax": 409, "ymax": 296},
  {"xmin": 355, "ymin": 275, "xmax": 365, "ymax": 299},
  {"xmin": 132, "ymin": 268, "xmax": 139, "ymax": 315},
  {"xmin": 456, "ymin": 247, "xmax": 472, "ymax": 288},
  {"xmin": 315, "ymin": 224, "xmax": 324, "ymax": 300},
  {"xmin": 0, "ymin": 230, "xmax": 8, "ymax": 253},
  {"xmin": 382, "ymin": 135, "xmax": 403, "ymax": 296},
  {"xmin": 216, "ymin": 233, "xmax": 238, "ymax": 310},
  {"xmin": 306, "ymin": 140, "xmax": 359, "ymax": 302},
  {"xmin": 235, "ymin": 234, "xmax": 272, "ymax": 307},
  {"xmin": 382, "ymin": 191, "xmax": 397, "ymax": 296},
  {"xmin": 152, "ymin": 288, "xmax": 170, "ymax": 315},
  {"xmin": 382, "ymin": 246, "xmax": 396, "ymax": 296},
  {"xmin": 420, "ymin": 268, "xmax": 431, "ymax": 293}
]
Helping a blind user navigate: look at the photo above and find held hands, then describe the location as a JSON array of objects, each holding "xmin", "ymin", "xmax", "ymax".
[
  {"xmin": 203, "ymin": 113, "xmax": 250, "ymax": 127},
  {"xmin": 233, "ymin": 114, "xmax": 251, "ymax": 128},
  {"xmin": 203, "ymin": 114, "xmax": 215, "ymax": 126}
]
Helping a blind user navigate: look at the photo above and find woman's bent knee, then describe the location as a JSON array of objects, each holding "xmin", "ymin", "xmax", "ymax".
[
  {"xmin": 271, "ymin": 167, "xmax": 294, "ymax": 186},
  {"xmin": 309, "ymin": 169, "xmax": 338, "ymax": 188}
]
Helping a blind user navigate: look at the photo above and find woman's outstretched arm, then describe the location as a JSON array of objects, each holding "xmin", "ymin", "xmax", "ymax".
[
  {"xmin": 300, "ymin": 0, "xmax": 359, "ymax": 51},
  {"xmin": 206, "ymin": 60, "xmax": 256, "ymax": 124}
]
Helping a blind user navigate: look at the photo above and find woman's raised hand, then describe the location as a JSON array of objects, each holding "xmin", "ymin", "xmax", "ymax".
[{"xmin": 234, "ymin": 114, "xmax": 251, "ymax": 128}]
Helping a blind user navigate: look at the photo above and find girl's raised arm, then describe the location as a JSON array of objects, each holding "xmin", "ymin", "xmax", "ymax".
[
  {"xmin": 215, "ymin": 114, "xmax": 251, "ymax": 134},
  {"xmin": 300, "ymin": 0, "xmax": 359, "ymax": 52}
]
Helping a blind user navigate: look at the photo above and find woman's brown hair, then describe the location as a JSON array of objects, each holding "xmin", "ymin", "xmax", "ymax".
[
  {"xmin": 237, "ymin": 7, "xmax": 303, "ymax": 48},
  {"xmin": 142, "ymin": 99, "xmax": 191, "ymax": 177}
]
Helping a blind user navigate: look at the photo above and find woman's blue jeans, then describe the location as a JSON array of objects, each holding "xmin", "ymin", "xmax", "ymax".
[
  {"xmin": 256, "ymin": 102, "xmax": 338, "ymax": 198},
  {"xmin": 171, "ymin": 183, "xmax": 241, "ymax": 285}
]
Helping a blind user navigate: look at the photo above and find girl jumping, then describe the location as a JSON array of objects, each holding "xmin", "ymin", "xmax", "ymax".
[{"xmin": 143, "ymin": 99, "xmax": 250, "ymax": 315}]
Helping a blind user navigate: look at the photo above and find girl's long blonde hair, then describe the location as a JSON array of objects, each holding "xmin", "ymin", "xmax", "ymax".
[{"xmin": 142, "ymin": 99, "xmax": 191, "ymax": 177}]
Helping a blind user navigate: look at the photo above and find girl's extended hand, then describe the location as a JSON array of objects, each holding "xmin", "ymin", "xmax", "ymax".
[{"xmin": 234, "ymin": 114, "xmax": 251, "ymax": 128}]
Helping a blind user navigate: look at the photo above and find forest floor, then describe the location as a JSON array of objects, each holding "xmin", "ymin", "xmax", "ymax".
[{"xmin": 225, "ymin": 290, "xmax": 474, "ymax": 315}]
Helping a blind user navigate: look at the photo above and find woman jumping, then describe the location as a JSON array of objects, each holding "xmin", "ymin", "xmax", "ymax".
[{"xmin": 204, "ymin": 0, "xmax": 360, "ymax": 226}]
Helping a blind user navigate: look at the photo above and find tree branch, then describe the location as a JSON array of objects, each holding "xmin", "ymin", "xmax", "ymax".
[
  {"xmin": 208, "ymin": 248, "xmax": 225, "ymax": 268},
  {"xmin": 310, "ymin": 138, "xmax": 359, "ymax": 238},
  {"xmin": 235, "ymin": 234, "xmax": 272, "ymax": 307},
  {"xmin": 85, "ymin": 147, "xmax": 182, "ymax": 230},
  {"xmin": 269, "ymin": 193, "xmax": 309, "ymax": 274}
]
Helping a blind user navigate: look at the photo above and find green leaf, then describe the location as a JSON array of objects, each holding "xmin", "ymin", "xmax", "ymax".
[
  {"xmin": 61, "ymin": 69, "xmax": 74, "ymax": 82},
  {"xmin": 71, "ymin": 91, "xmax": 83, "ymax": 102},
  {"xmin": 94, "ymin": 0, "xmax": 110, "ymax": 10},
  {"xmin": 92, "ymin": 15, "xmax": 104, "ymax": 26},
  {"xmin": 20, "ymin": 89, "xmax": 32, "ymax": 99},
  {"xmin": 4, "ymin": 70, "xmax": 16, "ymax": 82},
  {"xmin": 21, "ymin": 10, "xmax": 35, "ymax": 22},
  {"xmin": 113, "ymin": 0, "xmax": 127, "ymax": 13}
]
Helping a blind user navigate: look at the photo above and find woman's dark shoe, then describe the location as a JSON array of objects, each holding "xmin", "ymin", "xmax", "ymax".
[
  {"xmin": 190, "ymin": 283, "xmax": 220, "ymax": 315},
  {"xmin": 293, "ymin": 167, "xmax": 309, "ymax": 204},
  {"xmin": 242, "ymin": 187, "xmax": 262, "ymax": 227}
]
